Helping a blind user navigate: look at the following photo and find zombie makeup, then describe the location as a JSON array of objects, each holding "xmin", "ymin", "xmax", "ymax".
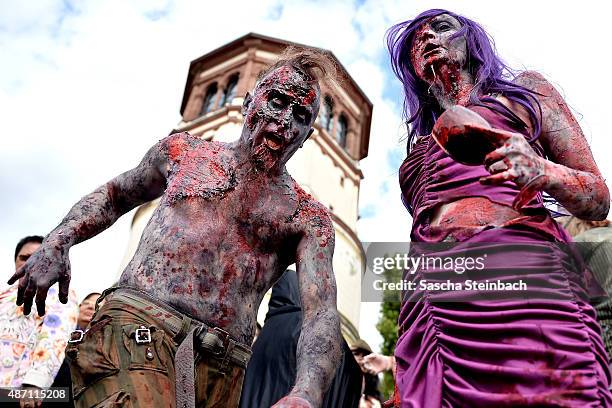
[
  {"xmin": 410, "ymin": 14, "xmax": 467, "ymax": 82},
  {"xmin": 407, "ymin": 14, "xmax": 474, "ymax": 110},
  {"xmin": 243, "ymin": 65, "xmax": 320, "ymax": 174}
]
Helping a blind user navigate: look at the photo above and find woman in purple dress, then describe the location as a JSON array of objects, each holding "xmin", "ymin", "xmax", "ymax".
[{"xmin": 387, "ymin": 9, "xmax": 612, "ymax": 407}]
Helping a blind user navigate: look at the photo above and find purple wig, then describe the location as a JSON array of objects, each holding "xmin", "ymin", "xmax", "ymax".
[{"xmin": 387, "ymin": 9, "xmax": 542, "ymax": 151}]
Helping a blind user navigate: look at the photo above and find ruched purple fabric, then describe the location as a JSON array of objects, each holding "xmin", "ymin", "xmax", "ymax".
[{"xmin": 395, "ymin": 105, "xmax": 612, "ymax": 407}]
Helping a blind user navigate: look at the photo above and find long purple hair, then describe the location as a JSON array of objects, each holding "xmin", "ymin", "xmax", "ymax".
[{"xmin": 387, "ymin": 9, "xmax": 542, "ymax": 151}]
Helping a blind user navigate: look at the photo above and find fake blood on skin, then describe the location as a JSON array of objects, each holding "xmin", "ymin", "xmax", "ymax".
[
  {"xmin": 116, "ymin": 68, "xmax": 333, "ymax": 350},
  {"xmin": 407, "ymin": 17, "xmax": 608, "ymax": 231},
  {"xmin": 410, "ymin": 17, "xmax": 474, "ymax": 109},
  {"xmin": 23, "ymin": 63, "xmax": 342, "ymax": 402},
  {"xmin": 164, "ymin": 137, "xmax": 237, "ymax": 203},
  {"xmin": 291, "ymin": 181, "xmax": 333, "ymax": 248}
]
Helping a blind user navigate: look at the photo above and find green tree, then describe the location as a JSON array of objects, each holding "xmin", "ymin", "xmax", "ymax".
[{"xmin": 376, "ymin": 260, "xmax": 402, "ymax": 399}]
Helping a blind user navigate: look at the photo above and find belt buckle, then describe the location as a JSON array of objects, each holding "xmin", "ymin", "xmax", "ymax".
[
  {"xmin": 212, "ymin": 327, "xmax": 231, "ymax": 347},
  {"xmin": 212, "ymin": 327, "xmax": 233, "ymax": 371},
  {"xmin": 68, "ymin": 329, "xmax": 85, "ymax": 344},
  {"xmin": 135, "ymin": 327, "xmax": 152, "ymax": 344}
]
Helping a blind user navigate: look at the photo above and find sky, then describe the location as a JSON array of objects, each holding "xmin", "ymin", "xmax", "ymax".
[{"xmin": 1, "ymin": 0, "xmax": 611, "ymax": 351}]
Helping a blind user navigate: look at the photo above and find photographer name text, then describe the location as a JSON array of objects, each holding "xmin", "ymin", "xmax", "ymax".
[{"xmin": 373, "ymin": 279, "xmax": 528, "ymax": 292}]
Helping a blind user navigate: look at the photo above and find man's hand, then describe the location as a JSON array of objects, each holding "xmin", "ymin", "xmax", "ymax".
[
  {"xmin": 8, "ymin": 240, "xmax": 70, "ymax": 316},
  {"xmin": 289, "ymin": 193, "xmax": 341, "ymax": 407},
  {"xmin": 6, "ymin": 135, "xmax": 173, "ymax": 316},
  {"xmin": 271, "ymin": 396, "xmax": 313, "ymax": 408}
]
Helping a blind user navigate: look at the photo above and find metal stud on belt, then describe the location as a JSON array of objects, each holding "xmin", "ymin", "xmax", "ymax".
[
  {"xmin": 68, "ymin": 329, "xmax": 85, "ymax": 344},
  {"xmin": 135, "ymin": 326, "xmax": 152, "ymax": 344}
]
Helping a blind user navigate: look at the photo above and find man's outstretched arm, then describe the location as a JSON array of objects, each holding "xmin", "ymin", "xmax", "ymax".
[
  {"xmin": 9, "ymin": 134, "xmax": 177, "ymax": 316},
  {"xmin": 274, "ymin": 204, "xmax": 342, "ymax": 408}
]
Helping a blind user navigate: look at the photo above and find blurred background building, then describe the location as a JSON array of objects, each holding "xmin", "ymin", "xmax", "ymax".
[{"xmin": 117, "ymin": 33, "xmax": 372, "ymax": 345}]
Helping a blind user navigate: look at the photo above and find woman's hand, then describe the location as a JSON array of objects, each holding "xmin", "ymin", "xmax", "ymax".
[
  {"xmin": 478, "ymin": 127, "xmax": 547, "ymax": 188},
  {"xmin": 432, "ymin": 104, "xmax": 546, "ymax": 188},
  {"xmin": 467, "ymin": 125, "xmax": 549, "ymax": 209}
]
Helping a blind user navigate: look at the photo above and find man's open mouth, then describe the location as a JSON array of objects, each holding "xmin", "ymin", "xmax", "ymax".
[{"xmin": 263, "ymin": 133, "xmax": 284, "ymax": 151}]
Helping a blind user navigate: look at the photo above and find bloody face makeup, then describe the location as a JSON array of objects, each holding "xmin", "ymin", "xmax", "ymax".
[
  {"xmin": 243, "ymin": 65, "xmax": 320, "ymax": 173},
  {"xmin": 410, "ymin": 14, "xmax": 467, "ymax": 82}
]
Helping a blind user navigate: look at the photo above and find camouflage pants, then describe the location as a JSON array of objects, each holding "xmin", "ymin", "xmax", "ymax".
[{"xmin": 66, "ymin": 294, "xmax": 245, "ymax": 408}]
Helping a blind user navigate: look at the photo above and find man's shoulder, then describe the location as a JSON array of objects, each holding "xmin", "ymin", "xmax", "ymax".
[
  {"xmin": 160, "ymin": 132, "xmax": 231, "ymax": 162},
  {"xmin": 159, "ymin": 132, "xmax": 198, "ymax": 159},
  {"xmin": 288, "ymin": 180, "xmax": 333, "ymax": 236}
]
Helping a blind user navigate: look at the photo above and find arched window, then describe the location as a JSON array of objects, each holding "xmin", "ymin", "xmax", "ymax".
[
  {"xmin": 336, "ymin": 114, "xmax": 348, "ymax": 148},
  {"xmin": 222, "ymin": 74, "xmax": 239, "ymax": 106},
  {"xmin": 200, "ymin": 82, "xmax": 218, "ymax": 116},
  {"xmin": 319, "ymin": 96, "xmax": 334, "ymax": 131}
]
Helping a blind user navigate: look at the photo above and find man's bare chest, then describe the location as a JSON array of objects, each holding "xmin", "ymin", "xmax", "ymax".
[
  {"xmin": 165, "ymin": 147, "xmax": 238, "ymax": 203},
  {"xmin": 161, "ymin": 154, "xmax": 299, "ymax": 244}
]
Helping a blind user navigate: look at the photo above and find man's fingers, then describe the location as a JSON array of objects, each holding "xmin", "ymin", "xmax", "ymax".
[
  {"xmin": 22, "ymin": 282, "xmax": 37, "ymax": 315},
  {"xmin": 16, "ymin": 275, "xmax": 29, "ymax": 305},
  {"xmin": 35, "ymin": 285, "xmax": 49, "ymax": 316},
  {"xmin": 58, "ymin": 273, "xmax": 71, "ymax": 304},
  {"xmin": 8, "ymin": 267, "xmax": 26, "ymax": 285}
]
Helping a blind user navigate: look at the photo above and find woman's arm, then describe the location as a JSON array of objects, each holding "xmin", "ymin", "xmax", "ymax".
[{"xmin": 483, "ymin": 71, "xmax": 609, "ymax": 220}]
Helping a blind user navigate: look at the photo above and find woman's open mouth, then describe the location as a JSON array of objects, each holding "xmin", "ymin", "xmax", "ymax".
[
  {"xmin": 263, "ymin": 133, "xmax": 284, "ymax": 151},
  {"xmin": 422, "ymin": 43, "xmax": 442, "ymax": 58}
]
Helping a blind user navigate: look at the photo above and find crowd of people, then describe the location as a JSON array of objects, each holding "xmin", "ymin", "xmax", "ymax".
[{"xmin": 4, "ymin": 7, "xmax": 612, "ymax": 408}]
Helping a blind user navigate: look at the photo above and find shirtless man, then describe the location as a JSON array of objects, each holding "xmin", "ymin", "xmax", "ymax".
[{"xmin": 8, "ymin": 48, "xmax": 342, "ymax": 408}]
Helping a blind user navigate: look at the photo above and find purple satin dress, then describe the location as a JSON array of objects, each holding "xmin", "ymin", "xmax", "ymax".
[{"xmin": 395, "ymin": 105, "xmax": 612, "ymax": 407}]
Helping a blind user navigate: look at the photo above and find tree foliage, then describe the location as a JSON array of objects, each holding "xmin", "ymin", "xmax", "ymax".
[{"xmin": 376, "ymin": 259, "xmax": 402, "ymax": 399}]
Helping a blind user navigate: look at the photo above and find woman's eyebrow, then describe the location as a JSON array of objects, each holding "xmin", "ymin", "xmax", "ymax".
[{"xmin": 430, "ymin": 15, "xmax": 457, "ymax": 26}]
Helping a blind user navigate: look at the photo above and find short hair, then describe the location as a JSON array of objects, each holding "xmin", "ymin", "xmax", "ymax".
[
  {"xmin": 81, "ymin": 292, "xmax": 102, "ymax": 304},
  {"xmin": 363, "ymin": 372, "xmax": 382, "ymax": 401},
  {"xmin": 14, "ymin": 235, "xmax": 44, "ymax": 261},
  {"xmin": 257, "ymin": 45, "xmax": 341, "ymax": 89}
]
